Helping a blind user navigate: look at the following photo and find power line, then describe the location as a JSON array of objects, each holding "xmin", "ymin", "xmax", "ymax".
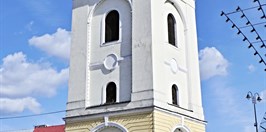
[
  {"xmin": 0, "ymin": 129, "xmax": 34, "ymax": 132},
  {"xmin": 221, "ymin": 0, "xmax": 266, "ymax": 71},
  {"xmin": 225, "ymin": 5, "xmax": 264, "ymax": 15},
  {"xmin": 255, "ymin": 0, "xmax": 266, "ymax": 19},
  {"xmin": 0, "ymin": 110, "xmax": 65, "ymax": 120}
]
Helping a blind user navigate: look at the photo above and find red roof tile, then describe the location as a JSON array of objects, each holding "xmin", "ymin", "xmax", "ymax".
[{"xmin": 33, "ymin": 125, "xmax": 65, "ymax": 132}]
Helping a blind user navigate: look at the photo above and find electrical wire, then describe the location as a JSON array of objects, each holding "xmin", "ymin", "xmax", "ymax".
[
  {"xmin": 0, "ymin": 110, "xmax": 65, "ymax": 120},
  {"xmin": 221, "ymin": 2, "xmax": 266, "ymax": 71},
  {"xmin": 239, "ymin": 22, "xmax": 266, "ymax": 29},
  {"xmin": 255, "ymin": 0, "xmax": 266, "ymax": 19},
  {"xmin": 225, "ymin": 4, "xmax": 266, "ymax": 15},
  {"xmin": 0, "ymin": 129, "xmax": 34, "ymax": 132},
  {"xmin": 237, "ymin": 6, "xmax": 266, "ymax": 48}
]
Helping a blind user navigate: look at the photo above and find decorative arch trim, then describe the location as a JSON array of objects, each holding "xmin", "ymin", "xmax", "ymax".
[
  {"xmin": 88, "ymin": 0, "xmax": 132, "ymax": 24},
  {"xmin": 165, "ymin": 0, "xmax": 188, "ymax": 30},
  {"xmin": 91, "ymin": 122, "xmax": 128, "ymax": 132},
  {"xmin": 171, "ymin": 124, "xmax": 191, "ymax": 132}
]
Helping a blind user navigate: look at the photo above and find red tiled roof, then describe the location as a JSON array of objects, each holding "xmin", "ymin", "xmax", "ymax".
[{"xmin": 33, "ymin": 125, "xmax": 65, "ymax": 132}]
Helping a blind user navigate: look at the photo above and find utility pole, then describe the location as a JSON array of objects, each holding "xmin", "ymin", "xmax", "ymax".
[{"xmin": 246, "ymin": 91, "xmax": 262, "ymax": 132}]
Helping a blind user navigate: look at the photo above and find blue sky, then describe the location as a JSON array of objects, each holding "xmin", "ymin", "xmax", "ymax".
[{"xmin": 0, "ymin": 0, "xmax": 265, "ymax": 132}]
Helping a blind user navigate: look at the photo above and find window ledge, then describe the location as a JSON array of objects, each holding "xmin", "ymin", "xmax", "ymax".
[
  {"xmin": 167, "ymin": 103, "xmax": 193, "ymax": 112},
  {"xmin": 101, "ymin": 40, "xmax": 121, "ymax": 47},
  {"xmin": 165, "ymin": 42, "xmax": 181, "ymax": 49},
  {"xmin": 86, "ymin": 101, "xmax": 130, "ymax": 109}
]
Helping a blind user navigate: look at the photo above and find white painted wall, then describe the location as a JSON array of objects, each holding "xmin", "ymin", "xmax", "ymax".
[
  {"xmin": 151, "ymin": 0, "xmax": 204, "ymax": 120},
  {"xmin": 67, "ymin": 0, "xmax": 204, "ymax": 121},
  {"xmin": 88, "ymin": 0, "xmax": 132, "ymax": 106},
  {"xmin": 67, "ymin": 0, "xmax": 89, "ymax": 111},
  {"xmin": 151, "ymin": 0, "xmax": 188, "ymax": 108}
]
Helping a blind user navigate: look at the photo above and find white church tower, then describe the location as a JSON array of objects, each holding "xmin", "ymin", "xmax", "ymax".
[{"xmin": 65, "ymin": 0, "xmax": 206, "ymax": 131}]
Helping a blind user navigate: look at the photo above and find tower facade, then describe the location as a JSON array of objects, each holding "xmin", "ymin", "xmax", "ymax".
[{"xmin": 65, "ymin": 0, "xmax": 206, "ymax": 131}]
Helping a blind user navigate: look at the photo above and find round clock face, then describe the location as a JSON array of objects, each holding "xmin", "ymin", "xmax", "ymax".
[{"xmin": 103, "ymin": 54, "xmax": 118, "ymax": 70}]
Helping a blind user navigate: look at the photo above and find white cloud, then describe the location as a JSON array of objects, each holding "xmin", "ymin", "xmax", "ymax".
[
  {"xmin": 199, "ymin": 47, "xmax": 229, "ymax": 80},
  {"xmin": 0, "ymin": 52, "xmax": 69, "ymax": 114},
  {"xmin": 29, "ymin": 28, "xmax": 71, "ymax": 60},
  {"xmin": 244, "ymin": 126, "xmax": 254, "ymax": 132},
  {"xmin": 260, "ymin": 90, "xmax": 266, "ymax": 103},
  {"xmin": 26, "ymin": 21, "xmax": 34, "ymax": 31},
  {"xmin": 210, "ymin": 81, "xmax": 242, "ymax": 119},
  {"xmin": 248, "ymin": 64, "xmax": 256, "ymax": 72},
  {"xmin": 0, "ymin": 97, "xmax": 41, "ymax": 114},
  {"xmin": 206, "ymin": 79, "xmax": 253, "ymax": 131}
]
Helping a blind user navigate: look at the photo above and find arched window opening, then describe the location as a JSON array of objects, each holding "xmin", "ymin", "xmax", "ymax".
[
  {"xmin": 105, "ymin": 10, "xmax": 119, "ymax": 43},
  {"xmin": 168, "ymin": 14, "xmax": 176, "ymax": 46},
  {"xmin": 172, "ymin": 84, "xmax": 179, "ymax": 105},
  {"xmin": 172, "ymin": 126, "xmax": 190, "ymax": 132},
  {"xmin": 106, "ymin": 82, "xmax": 117, "ymax": 104},
  {"xmin": 98, "ymin": 127, "xmax": 123, "ymax": 132},
  {"xmin": 174, "ymin": 128, "xmax": 183, "ymax": 132},
  {"xmin": 92, "ymin": 122, "xmax": 128, "ymax": 132}
]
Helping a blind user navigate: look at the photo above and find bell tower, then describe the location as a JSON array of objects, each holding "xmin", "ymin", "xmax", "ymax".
[{"xmin": 65, "ymin": 0, "xmax": 206, "ymax": 131}]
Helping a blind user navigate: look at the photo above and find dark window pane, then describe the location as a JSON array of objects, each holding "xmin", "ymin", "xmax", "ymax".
[
  {"xmin": 105, "ymin": 10, "xmax": 119, "ymax": 42},
  {"xmin": 172, "ymin": 84, "xmax": 178, "ymax": 105},
  {"xmin": 106, "ymin": 82, "xmax": 116, "ymax": 104},
  {"xmin": 168, "ymin": 14, "xmax": 176, "ymax": 46}
]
